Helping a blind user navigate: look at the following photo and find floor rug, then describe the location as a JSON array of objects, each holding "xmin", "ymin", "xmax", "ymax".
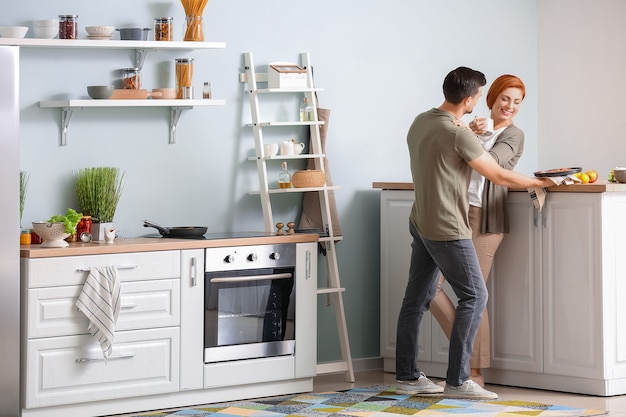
[{"xmin": 128, "ymin": 385, "xmax": 607, "ymax": 417}]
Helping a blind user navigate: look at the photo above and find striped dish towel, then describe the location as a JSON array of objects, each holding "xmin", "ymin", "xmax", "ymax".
[
  {"xmin": 528, "ymin": 174, "xmax": 581, "ymax": 211},
  {"xmin": 76, "ymin": 265, "xmax": 121, "ymax": 360}
]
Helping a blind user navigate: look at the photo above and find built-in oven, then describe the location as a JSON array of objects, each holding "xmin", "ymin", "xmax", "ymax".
[{"xmin": 204, "ymin": 243, "xmax": 297, "ymax": 363}]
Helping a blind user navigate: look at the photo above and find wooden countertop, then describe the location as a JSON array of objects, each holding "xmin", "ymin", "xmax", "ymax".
[
  {"xmin": 20, "ymin": 233, "xmax": 319, "ymax": 259},
  {"xmin": 372, "ymin": 181, "xmax": 626, "ymax": 193}
]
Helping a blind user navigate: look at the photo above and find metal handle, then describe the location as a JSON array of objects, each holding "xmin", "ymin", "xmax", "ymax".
[
  {"xmin": 75, "ymin": 353, "xmax": 135, "ymax": 363},
  {"xmin": 191, "ymin": 257, "xmax": 197, "ymax": 287},
  {"xmin": 121, "ymin": 303, "xmax": 137, "ymax": 310},
  {"xmin": 210, "ymin": 272, "xmax": 292, "ymax": 284},
  {"xmin": 76, "ymin": 265, "xmax": 137, "ymax": 272},
  {"xmin": 306, "ymin": 250, "xmax": 311, "ymax": 280}
]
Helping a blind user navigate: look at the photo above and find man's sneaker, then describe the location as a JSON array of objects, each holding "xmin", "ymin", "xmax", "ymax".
[
  {"xmin": 443, "ymin": 380, "xmax": 498, "ymax": 399},
  {"xmin": 396, "ymin": 372, "xmax": 444, "ymax": 395}
]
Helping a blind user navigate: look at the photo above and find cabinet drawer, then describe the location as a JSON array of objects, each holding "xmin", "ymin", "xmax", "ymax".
[
  {"xmin": 25, "ymin": 250, "xmax": 181, "ymax": 288},
  {"xmin": 24, "ymin": 327, "xmax": 180, "ymax": 408},
  {"xmin": 27, "ymin": 279, "xmax": 180, "ymax": 338}
]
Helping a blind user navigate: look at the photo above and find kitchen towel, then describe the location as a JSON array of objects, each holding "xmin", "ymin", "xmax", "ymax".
[
  {"xmin": 76, "ymin": 265, "xmax": 121, "ymax": 360},
  {"xmin": 528, "ymin": 174, "xmax": 582, "ymax": 211}
]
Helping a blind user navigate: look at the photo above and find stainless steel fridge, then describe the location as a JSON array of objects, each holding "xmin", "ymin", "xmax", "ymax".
[{"xmin": 0, "ymin": 45, "xmax": 21, "ymax": 417}]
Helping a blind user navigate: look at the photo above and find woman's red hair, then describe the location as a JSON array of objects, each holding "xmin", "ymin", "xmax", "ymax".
[{"xmin": 486, "ymin": 74, "xmax": 525, "ymax": 109}]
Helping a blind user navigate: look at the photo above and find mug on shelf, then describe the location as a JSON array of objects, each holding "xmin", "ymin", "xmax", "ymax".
[{"xmin": 264, "ymin": 143, "xmax": 279, "ymax": 157}]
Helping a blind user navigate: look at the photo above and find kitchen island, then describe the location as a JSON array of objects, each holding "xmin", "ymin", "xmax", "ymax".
[
  {"xmin": 18, "ymin": 233, "xmax": 319, "ymax": 417},
  {"xmin": 374, "ymin": 181, "xmax": 626, "ymax": 396}
]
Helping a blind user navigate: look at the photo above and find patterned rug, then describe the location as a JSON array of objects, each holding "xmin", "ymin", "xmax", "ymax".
[{"xmin": 129, "ymin": 385, "xmax": 607, "ymax": 417}]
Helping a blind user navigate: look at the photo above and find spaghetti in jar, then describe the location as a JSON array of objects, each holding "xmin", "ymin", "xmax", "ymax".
[{"xmin": 175, "ymin": 58, "xmax": 194, "ymax": 99}]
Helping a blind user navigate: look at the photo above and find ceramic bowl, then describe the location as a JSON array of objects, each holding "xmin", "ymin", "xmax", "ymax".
[
  {"xmin": 614, "ymin": 168, "xmax": 626, "ymax": 183},
  {"xmin": 85, "ymin": 26, "xmax": 115, "ymax": 37},
  {"xmin": 33, "ymin": 19, "xmax": 57, "ymax": 27},
  {"xmin": 87, "ymin": 85, "xmax": 114, "ymax": 99},
  {"xmin": 0, "ymin": 26, "xmax": 29, "ymax": 38},
  {"xmin": 151, "ymin": 87, "xmax": 176, "ymax": 99},
  {"xmin": 33, "ymin": 25, "xmax": 57, "ymax": 39},
  {"xmin": 116, "ymin": 27, "xmax": 151, "ymax": 41}
]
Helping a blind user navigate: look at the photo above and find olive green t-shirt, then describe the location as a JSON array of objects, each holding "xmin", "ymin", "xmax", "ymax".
[{"xmin": 407, "ymin": 108, "xmax": 486, "ymax": 241}]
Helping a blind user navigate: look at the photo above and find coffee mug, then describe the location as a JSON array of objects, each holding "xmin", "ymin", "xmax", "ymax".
[
  {"xmin": 264, "ymin": 143, "xmax": 279, "ymax": 157},
  {"xmin": 280, "ymin": 141, "xmax": 294, "ymax": 155},
  {"xmin": 292, "ymin": 142, "xmax": 305, "ymax": 154},
  {"xmin": 478, "ymin": 117, "xmax": 494, "ymax": 136}
]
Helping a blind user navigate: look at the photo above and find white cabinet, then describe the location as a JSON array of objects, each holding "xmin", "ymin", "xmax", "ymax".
[
  {"xmin": 378, "ymin": 187, "xmax": 626, "ymax": 396},
  {"xmin": 488, "ymin": 191, "xmax": 626, "ymax": 396},
  {"xmin": 379, "ymin": 190, "xmax": 449, "ymax": 376},
  {"xmin": 21, "ymin": 251, "xmax": 182, "ymax": 409}
]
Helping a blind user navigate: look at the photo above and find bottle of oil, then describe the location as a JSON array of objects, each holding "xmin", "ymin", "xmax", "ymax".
[
  {"xmin": 278, "ymin": 161, "xmax": 292, "ymax": 189},
  {"xmin": 299, "ymin": 97, "xmax": 313, "ymax": 121}
]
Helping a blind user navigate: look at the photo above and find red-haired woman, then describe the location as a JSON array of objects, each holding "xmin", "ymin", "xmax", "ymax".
[{"xmin": 430, "ymin": 74, "xmax": 526, "ymax": 387}]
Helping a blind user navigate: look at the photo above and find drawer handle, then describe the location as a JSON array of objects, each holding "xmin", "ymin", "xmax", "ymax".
[
  {"xmin": 75, "ymin": 353, "xmax": 135, "ymax": 363},
  {"xmin": 76, "ymin": 265, "xmax": 137, "ymax": 272},
  {"xmin": 121, "ymin": 303, "xmax": 138, "ymax": 310}
]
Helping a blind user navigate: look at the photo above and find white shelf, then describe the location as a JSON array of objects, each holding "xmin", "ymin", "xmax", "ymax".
[
  {"xmin": 249, "ymin": 185, "xmax": 341, "ymax": 195},
  {"xmin": 0, "ymin": 38, "xmax": 225, "ymax": 50},
  {"xmin": 245, "ymin": 121, "xmax": 325, "ymax": 127},
  {"xmin": 247, "ymin": 153, "xmax": 326, "ymax": 161},
  {"xmin": 39, "ymin": 99, "xmax": 226, "ymax": 146}
]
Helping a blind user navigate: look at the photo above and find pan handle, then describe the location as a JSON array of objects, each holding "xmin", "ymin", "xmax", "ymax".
[{"xmin": 143, "ymin": 220, "xmax": 170, "ymax": 235}]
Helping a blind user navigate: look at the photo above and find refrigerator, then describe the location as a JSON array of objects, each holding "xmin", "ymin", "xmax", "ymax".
[{"xmin": 0, "ymin": 45, "xmax": 21, "ymax": 417}]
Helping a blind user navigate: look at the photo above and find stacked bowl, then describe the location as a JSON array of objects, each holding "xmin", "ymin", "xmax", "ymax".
[{"xmin": 32, "ymin": 19, "xmax": 57, "ymax": 39}]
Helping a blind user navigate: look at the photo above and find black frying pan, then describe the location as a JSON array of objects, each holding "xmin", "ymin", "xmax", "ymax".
[{"xmin": 143, "ymin": 220, "xmax": 207, "ymax": 238}]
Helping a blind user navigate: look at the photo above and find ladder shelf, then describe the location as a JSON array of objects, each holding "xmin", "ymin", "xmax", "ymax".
[{"xmin": 241, "ymin": 52, "xmax": 354, "ymax": 382}]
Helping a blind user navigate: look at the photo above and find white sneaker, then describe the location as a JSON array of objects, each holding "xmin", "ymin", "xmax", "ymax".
[
  {"xmin": 443, "ymin": 380, "xmax": 498, "ymax": 399},
  {"xmin": 396, "ymin": 372, "xmax": 444, "ymax": 395}
]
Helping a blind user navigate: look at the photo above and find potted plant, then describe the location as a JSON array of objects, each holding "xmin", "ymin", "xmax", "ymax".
[{"xmin": 75, "ymin": 167, "xmax": 125, "ymax": 241}]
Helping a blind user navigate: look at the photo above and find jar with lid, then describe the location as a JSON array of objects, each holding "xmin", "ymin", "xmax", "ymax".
[
  {"xmin": 154, "ymin": 17, "xmax": 173, "ymax": 41},
  {"xmin": 121, "ymin": 68, "xmax": 141, "ymax": 89},
  {"xmin": 175, "ymin": 58, "xmax": 194, "ymax": 99},
  {"xmin": 58, "ymin": 15, "xmax": 78, "ymax": 39},
  {"xmin": 77, "ymin": 216, "xmax": 92, "ymax": 237}
]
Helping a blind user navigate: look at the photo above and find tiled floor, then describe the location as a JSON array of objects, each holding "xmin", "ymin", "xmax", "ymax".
[{"xmin": 314, "ymin": 369, "xmax": 626, "ymax": 416}]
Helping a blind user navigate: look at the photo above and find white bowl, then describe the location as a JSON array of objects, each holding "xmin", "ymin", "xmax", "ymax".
[
  {"xmin": 33, "ymin": 19, "xmax": 58, "ymax": 27},
  {"xmin": 33, "ymin": 25, "xmax": 57, "ymax": 39},
  {"xmin": 31, "ymin": 222, "xmax": 70, "ymax": 248},
  {"xmin": 0, "ymin": 26, "xmax": 29, "ymax": 38},
  {"xmin": 85, "ymin": 26, "xmax": 115, "ymax": 37}
]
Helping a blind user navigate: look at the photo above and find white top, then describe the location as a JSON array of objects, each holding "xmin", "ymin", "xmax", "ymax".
[{"xmin": 468, "ymin": 128, "xmax": 506, "ymax": 207}]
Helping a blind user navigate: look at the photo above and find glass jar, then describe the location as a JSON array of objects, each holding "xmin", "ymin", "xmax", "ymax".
[
  {"xmin": 175, "ymin": 58, "xmax": 194, "ymax": 99},
  {"xmin": 77, "ymin": 215, "xmax": 92, "ymax": 237},
  {"xmin": 183, "ymin": 15, "xmax": 204, "ymax": 41},
  {"xmin": 154, "ymin": 17, "xmax": 173, "ymax": 41},
  {"xmin": 122, "ymin": 67, "xmax": 141, "ymax": 89},
  {"xmin": 58, "ymin": 15, "xmax": 78, "ymax": 39},
  {"xmin": 20, "ymin": 229, "xmax": 32, "ymax": 245}
]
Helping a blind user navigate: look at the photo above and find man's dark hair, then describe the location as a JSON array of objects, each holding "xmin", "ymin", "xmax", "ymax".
[{"xmin": 442, "ymin": 67, "xmax": 486, "ymax": 104}]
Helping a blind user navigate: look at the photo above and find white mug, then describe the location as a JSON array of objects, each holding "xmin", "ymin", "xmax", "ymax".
[
  {"xmin": 264, "ymin": 143, "xmax": 279, "ymax": 157},
  {"xmin": 292, "ymin": 142, "xmax": 305, "ymax": 154},
  {"xmin": 280, "ymin": 141, "xmax": 294, "ymax": 155},
  {"xmin": 478, "ymin": 117, "xmax": 494, "ymax": 136}
]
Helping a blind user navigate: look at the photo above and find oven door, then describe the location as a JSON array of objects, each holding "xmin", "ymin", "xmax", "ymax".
[{"xmin": 204, "ymin": 267, "xmax": 295, "ymax": 363}]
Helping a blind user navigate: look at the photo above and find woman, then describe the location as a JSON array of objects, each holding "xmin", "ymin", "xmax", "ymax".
[{"xmin": 430, "ymin": 74, "xmax": 526, "ymax": 387}]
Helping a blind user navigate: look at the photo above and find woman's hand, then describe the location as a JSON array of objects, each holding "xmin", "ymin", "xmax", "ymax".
[{"xmin": 470, "ymin": 117, "xmax": 489, "ymax": 135}]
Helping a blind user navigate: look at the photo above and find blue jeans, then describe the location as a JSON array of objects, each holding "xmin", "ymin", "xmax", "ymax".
[{"xmin": 396, "ymin": 220, "xmax": 488, "ymax": 386}]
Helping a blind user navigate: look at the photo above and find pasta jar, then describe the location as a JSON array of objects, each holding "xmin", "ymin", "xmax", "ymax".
[
  {"xmin": 154, "ymin": 17, "xmax": 173, "ymax": 41},
  {"xmin": 121, "ymin": 67, "xmax": 141, "ymax": 89},
  {"xmin": 175, "ymin": 58, "xmax": 194, "ymax": 99},
  {"xmin": 58, "ymin": 15, "xmax": 78, "ymax": 39}
]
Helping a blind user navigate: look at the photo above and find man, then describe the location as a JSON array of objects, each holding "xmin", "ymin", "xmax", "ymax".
[{"xmin": 395, "ymin": 67, "xmax": 553, "ymax": 399}]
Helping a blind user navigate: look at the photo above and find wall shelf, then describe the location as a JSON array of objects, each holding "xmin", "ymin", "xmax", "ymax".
[{"xmin": 39, "ymin": 99, "xmax": 226, "ymax": 146}]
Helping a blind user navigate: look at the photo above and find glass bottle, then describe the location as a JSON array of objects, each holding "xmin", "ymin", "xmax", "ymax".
[
  {"xmin": 278, "ymin": 161, "xmax": 292, "ymax": 189},
  {"xmin": 175, "ymin": 58, "xmax": 194, "ymax": 99},
  {"xmin": 202, "ymin": 81, "xmax": 212, "ymax": 99},
  {"xmin": 299, "ymin": 97, "xmax": 313, "ymax": 121}
]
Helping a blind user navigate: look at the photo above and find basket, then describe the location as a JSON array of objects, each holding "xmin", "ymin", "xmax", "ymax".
[
  {"xmin": 31, "ymin": 222, "xmax": 70, "ymax": 248},
  {"xmin": 292, "ymin": 170, "xmax": 326, "ymax": 188}
]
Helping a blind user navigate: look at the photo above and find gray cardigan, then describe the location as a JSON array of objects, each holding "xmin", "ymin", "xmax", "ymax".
[{"xmin": 480, "ymin": 124, "xmax": 525, "ymax": 234}]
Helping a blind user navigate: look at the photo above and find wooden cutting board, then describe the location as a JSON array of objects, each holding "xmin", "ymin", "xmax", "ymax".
[{"xmin": 110, "ymin": 89, "xmax": 149, "ymax": 99}]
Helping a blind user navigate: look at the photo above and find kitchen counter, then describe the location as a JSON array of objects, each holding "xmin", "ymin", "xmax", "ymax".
[
  {"xmin": 372, "ymin": 180, "xmax": 626, "ymax": 192},
  {"xmin": 20, "ymin": 233, "xmax": 319, "ymax": 258}
]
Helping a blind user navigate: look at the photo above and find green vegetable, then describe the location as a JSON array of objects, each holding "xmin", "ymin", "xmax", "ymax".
[
  {"xmin": 609, "ymin": 169, "xmax": 616, "ymax": 183},
  {"xmin": 49, "ymin": 208, "xmax": 82, "ymax": 234}
]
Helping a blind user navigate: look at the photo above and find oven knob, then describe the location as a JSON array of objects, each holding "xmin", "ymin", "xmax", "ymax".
[
  {"xmin": 247, "ymin": 253, "xmax": 257, "ymax": 262},
  {"xmin": 224, "ymin": 254, "xmax": 235, "ymax": 264},
  {"xmin": 270, "ymin": 252, "xmax": 280, "ymax": 260}
]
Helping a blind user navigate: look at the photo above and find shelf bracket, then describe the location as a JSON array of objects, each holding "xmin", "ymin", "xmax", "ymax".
[
  {"xmin": 135, "ymin": 48, "xmax": 156, "ymax": 70},
  {"xmin": 60, "ymin": 107, "xmax": 75, "ymax": 147},
  {"xmin": 170, "ymin": 106, "xmax": 192, "ymax": 144}
]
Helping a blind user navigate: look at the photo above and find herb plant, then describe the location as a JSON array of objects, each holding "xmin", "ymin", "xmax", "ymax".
[{"xmin": 75, "ymin": 167, "xmax": 125, "ymax": 223}]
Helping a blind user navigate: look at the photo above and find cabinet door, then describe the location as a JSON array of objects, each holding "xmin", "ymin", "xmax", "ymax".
[
  {"xmin": 542, "ymin": 192, "xmax": 604, "ymax": 378},
  {"xmin": 380, "ymin": 191, "xmax": 445, "ymax": 372},
  {"xmin": 490, "ymin": 192, "xmax": 543, "ymax": 373}
]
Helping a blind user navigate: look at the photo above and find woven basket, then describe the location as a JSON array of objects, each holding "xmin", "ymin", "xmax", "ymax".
[{"xmin": 292, "ymin": 170, "xmax": 326, "ymax": 188}]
